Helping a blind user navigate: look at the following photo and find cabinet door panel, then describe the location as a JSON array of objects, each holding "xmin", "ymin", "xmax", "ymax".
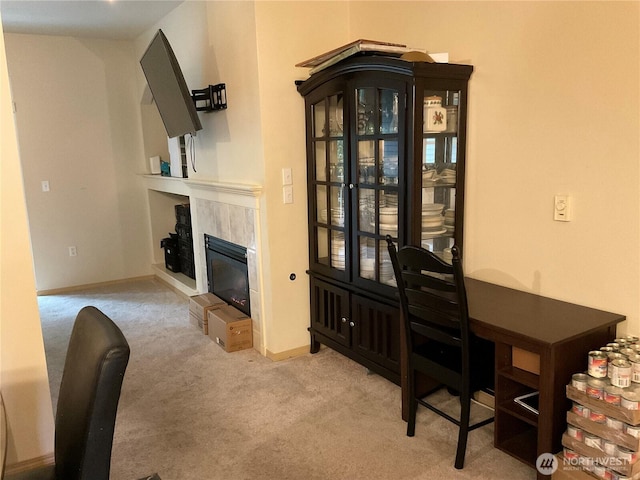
[
  {"xmin": 351, "ymin": 295, "xmax": 401, "ymax": 375},
  {"xmin": 352, "ymin": 79, "xmax": 405, "ymax": 293},
  {"xmin": 307, "ymin": 82, "xmax": 349, "ymax": 281},
  {"xmin": 419, "ymin": 88, "xmax": 463, "ymax": 259},
  {"xmin": 310, "ymin": 278, "xmax": 350, "ymax": 347}
]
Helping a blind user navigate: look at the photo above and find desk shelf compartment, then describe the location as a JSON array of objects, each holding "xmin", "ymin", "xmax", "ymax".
[{"xmin": 494, "ymin": 342, "xmax": 540, "ymax": 467}]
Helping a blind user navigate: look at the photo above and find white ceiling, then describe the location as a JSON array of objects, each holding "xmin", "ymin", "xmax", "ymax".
[{"xmin": 0, "ymin": 0, "xmax": 184, "ymax": 40}]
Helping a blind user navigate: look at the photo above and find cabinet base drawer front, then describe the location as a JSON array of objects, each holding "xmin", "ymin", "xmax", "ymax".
[{"xmin": 512, "ymin": 346, "xmax": 540, "ymax": 375}]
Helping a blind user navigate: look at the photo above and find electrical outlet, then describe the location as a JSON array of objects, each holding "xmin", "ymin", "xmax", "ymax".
[
  {"xmin": 68, "ymin": 246, "xmax": 77, "ymax": 257},
  {"xmin": 41, "ymin": 180, "xmax": 50, "ymax": 192}
]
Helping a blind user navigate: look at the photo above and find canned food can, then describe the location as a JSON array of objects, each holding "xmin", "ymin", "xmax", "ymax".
[
  {"xmin": 622, "ymin": 390, "xmax": 640, "ymax": 410},
  {"xmin": 625, "ymin": 335, "xmax": 639, "ymax": 344},
  {"xmin": 608, "ymin": 353, "xmax": 626, "ymax": 378},
  {"xmin": 608, "ymin": 343, "xmax": 621, "ymax": 351},
  {"xmin": 584, "ymin": 433, "xmax": 603, "ymax": 450},
  {"xmin": 617, "ymin": 446, "xmax": 638, "ymax": 463},
  {"xmin": 604, "ymin": 440, "xmax": 618, "ymax": 457},
  {"xmin": 620, "ymin": 347, "xmax": 636, "ymax": 358},
  {"xmin": 587, "ymin": 377, "xmax": 608, "ymax": 400},
  {"xmin": 604, "ymin": 384, "xmax": 624, "ymax": 405},
  {"xmin": 615, "ymin": 338, "xmax": 630, "ymax": 346},
  {"xmin": 589, "ymin": 350, "xmax": 609, "ymax": 378},
  {"xmin": 625, "ymin": 424, "xmax": 640, "ymax": 438},
  {"xmin": 590, "ymin": 409, "xmax": 607, "ymax": 424},
  {"xmin": 591, "ymin": 463, "xmax": 607, "ymax": 479},
  {"xmin": 572, "ymin": 402, "xmax": 590, "ymax": 418},
  {"xmin": 601, "ymin": 346, "xmax": 614, "ymax": 354},
  {"xmin": 572, "ymin": 372, "xmax": 589, "ymax": 391},
  {"xmin": 567, "ymin": 424, "xmax": 583, "ymax": 441},
  {"xmin": 611, "ymin": 359, "xmax": 632, "ymax": 388},
  {"xmin": 563, "ymin": 447, "xmax": 580, "ymax": 461},
  {"xmin": 606, "ymin": 416, "xmax": 624, "ymax": 431},
  {"xmin": 628, "ymin": 354, "xmax": 640, "ymax": 383}
]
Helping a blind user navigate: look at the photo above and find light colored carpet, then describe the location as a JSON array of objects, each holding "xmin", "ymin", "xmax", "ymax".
[{"xmin": 37, "ymin": 278, "xmax": 535, "ymax": 480}]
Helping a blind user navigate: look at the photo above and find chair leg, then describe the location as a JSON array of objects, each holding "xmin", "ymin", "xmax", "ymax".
[
  {"xmin": 455, "ymin": 389, "xmax": 471, "ymax": 469},
  {"xmin": 406, "ymin": 370, "xmax": 417, "ymax": 437}
]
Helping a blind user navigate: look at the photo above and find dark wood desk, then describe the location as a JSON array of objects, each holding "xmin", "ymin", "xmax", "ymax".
[
  {"xmin": 466, "ymin": 278, "xmax": 625, "ymax": 476},
  {"xmin": 402, "ymin": 278, "xmax": 625, "ymax": 478}
]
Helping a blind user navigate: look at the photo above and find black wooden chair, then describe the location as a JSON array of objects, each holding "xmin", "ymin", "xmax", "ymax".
[
  {"xmin": 386, "ymin": 237, "xmax": 494, "ymax": 469},
  {"xmin": 7, "ymin": 306, "xmax": 130, "ymax": 480}
]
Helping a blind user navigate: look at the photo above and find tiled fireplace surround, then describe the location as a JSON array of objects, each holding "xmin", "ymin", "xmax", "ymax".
[{"xmin": 144, "ymin": 176, "xmax": 264, "ymax": 353}]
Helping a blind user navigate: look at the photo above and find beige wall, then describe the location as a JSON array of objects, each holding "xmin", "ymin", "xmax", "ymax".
[
  {"xmin": 4, "ymin": 34, "xmax": 152, "ymax": 292},
  {"xmin": 0, "ymin": 14, "xmax": 55, "ymax": 465}
]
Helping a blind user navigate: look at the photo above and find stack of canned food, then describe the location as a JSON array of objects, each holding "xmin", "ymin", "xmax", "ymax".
[{"xmin": 563, "ymin": 336, "xmax": 640, "ymax": 479}]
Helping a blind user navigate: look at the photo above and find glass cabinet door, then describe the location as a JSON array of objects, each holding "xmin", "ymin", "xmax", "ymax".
[
  {"xmin": 310, "ymin": 92, "xmax": 347, "ymax": 275},
  {"xmin": 420, "ymin": 89, "xmax": 460, "ymax": 263},
  {"xmin": 354, "ymin": 85, "xmax": 402, "ymax": 287}
]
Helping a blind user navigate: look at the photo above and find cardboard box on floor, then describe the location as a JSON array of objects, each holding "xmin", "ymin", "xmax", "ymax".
[
  {"xmin": 189, "ymin": 293, "xmax": 226, "ymax": 335},
  {"xmin": 208, "ymin": 305, "xmax": 252, "ymax": 352}
]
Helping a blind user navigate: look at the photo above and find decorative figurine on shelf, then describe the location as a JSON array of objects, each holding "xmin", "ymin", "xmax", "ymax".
[{"xmin": 423, "ymin": 95, "xmax": 447, "ymax": 133}]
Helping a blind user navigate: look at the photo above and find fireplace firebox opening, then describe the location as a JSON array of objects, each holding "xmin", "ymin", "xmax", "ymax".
[{"xmin": 205, "ymin": 235, "xmax": 251, "ymax": 317}]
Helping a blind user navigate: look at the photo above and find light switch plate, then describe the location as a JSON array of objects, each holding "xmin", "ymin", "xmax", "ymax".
[{"xmin": 282, "ymin": 168, "xmax": 293, "ymax": 186}]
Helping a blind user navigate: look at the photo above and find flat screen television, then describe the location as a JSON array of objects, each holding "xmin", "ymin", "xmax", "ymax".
[{"xmin": 140, "ymin": 29, "xmax": 202, "ymax": 139}]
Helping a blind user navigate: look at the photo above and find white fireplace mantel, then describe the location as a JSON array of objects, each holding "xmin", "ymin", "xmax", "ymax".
[{"xmin": 142, "ymin": 174, "xmax": 262, "ymax": 208}]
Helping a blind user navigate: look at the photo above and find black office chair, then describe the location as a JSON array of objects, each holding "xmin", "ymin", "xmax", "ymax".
[
  {"xmin": 7, "ymin": 306, "xmax": 130, "ymax": 480},
  {"xmin": 386, "ymin": 238, "xmax": 494, "ymax": 469}
]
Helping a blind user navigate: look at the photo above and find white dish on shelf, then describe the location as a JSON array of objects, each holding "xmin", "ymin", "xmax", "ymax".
[
  {"xmin": 422, "ymin": 203, "xmax": 445, "ymax": 212},
  {"xmin": 421, "ymin": 228, "xmax": 447, "ymax": 239},
  {"xmin": 438, "ymin": 177, "xmax": 456, "ymax": 185}
]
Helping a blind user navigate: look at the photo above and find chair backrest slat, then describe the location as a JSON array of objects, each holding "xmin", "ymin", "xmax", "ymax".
[{"xmin": 410, "ymin": 321, "xmax": 462, "ymax": 347}]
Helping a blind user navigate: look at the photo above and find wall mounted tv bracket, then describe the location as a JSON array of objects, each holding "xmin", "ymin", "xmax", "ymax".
[{"xmin": 191, "ymin": 83, "xmax": 227, "ymax": 112}]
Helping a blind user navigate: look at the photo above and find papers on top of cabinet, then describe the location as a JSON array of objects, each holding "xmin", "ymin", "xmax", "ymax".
[{"xmin": 296, "ymin": 39, "xmax": 431, "ymax": 75}]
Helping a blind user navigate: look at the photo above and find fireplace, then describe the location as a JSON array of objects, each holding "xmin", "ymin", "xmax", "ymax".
[{"xmin": 205, "ymin": 235, "xmax": 251, "ymax": 317}]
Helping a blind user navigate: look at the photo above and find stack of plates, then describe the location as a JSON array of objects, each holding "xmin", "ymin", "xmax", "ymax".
[
  {"xmin": 360, "ymin": 258, "xmax": 375, "ymax": 280},
  {"xmin": 422, "ymin": 203, "xmax": 446, "ymax": 237},
  {"xmin": 422, "ymin": 203, "xmax": 444, "ymax": 215},
  {"xmin": 379, "ymin": 206, "xmax": 398, "ymax": 225},
  {"xmin": 331, "ymin": 236, "xmax": 345, "ymax": 269},
  {"xmin": 378, "ymin": 223, "xmax": 398, "ymax": 237},
  {"xmin": 422, "ymin": 168, "xmax": 437, "ymax": 186},
  {"xmin": 383, "ymin": 193, "xmax": 398, "ymax": 208},
  {"xmin": 379, "ymin": 260, "xmax": 395, "ymax": 283},
  {"xmin": 439, "ymin": 168, "xmax": 456, "ymax": 185},
  {"xmin": 331, "ymin": 208, "xmax": 344, "ymax": 226},
  {"xmin": 444, "ymin": 209, "xmax": 455, "ymax": 233}
]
